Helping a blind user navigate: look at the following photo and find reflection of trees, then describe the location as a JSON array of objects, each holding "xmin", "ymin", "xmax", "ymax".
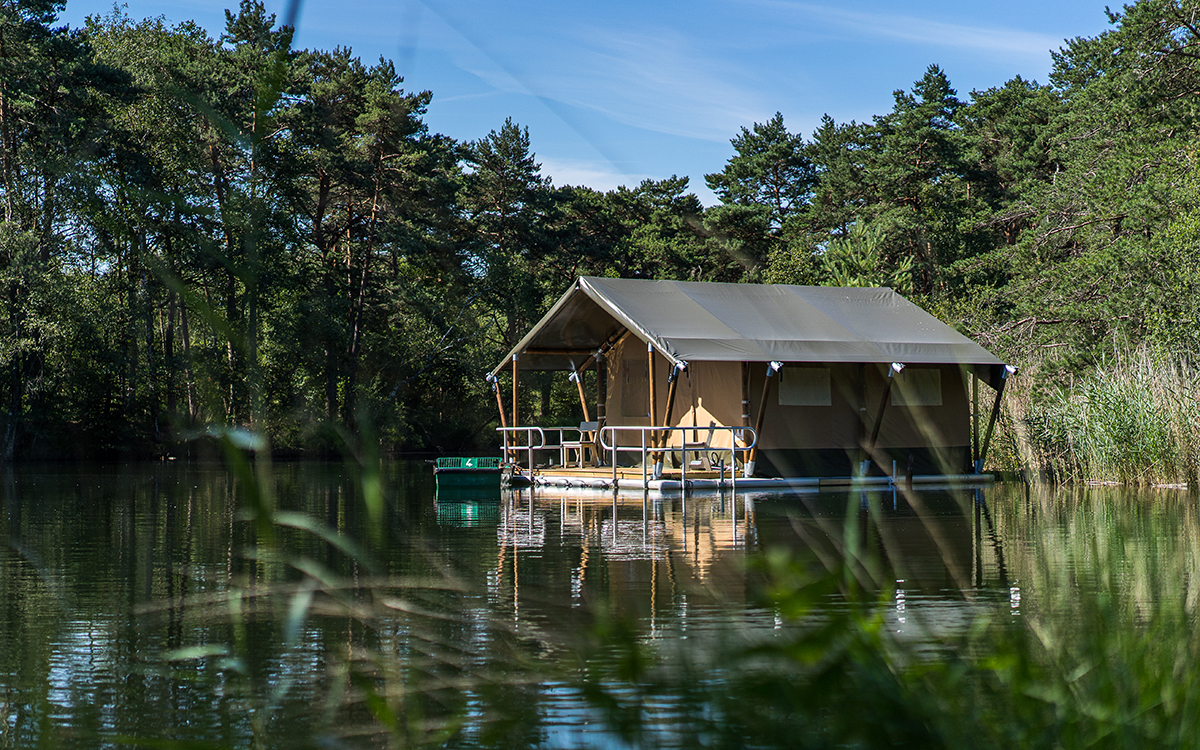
[
  {"xmin": 15, "ymin": 463, "xmax": 1199, "ymax": 746},
  {"xmin": 0, "ymin": 462, "xmax": 432, "ymax": 745},
  {"xmin": 752, "ymin": 488, "xmax": 1014, "ymax": 595},
  {"xmin": 989, "ymin": 484, "xmax": 1200, "ymax": 623}
]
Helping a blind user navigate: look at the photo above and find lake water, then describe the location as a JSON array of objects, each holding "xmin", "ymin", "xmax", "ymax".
[{"xmin": 0, "ymin": 461, "xmax": 1194, "ymax": 747}]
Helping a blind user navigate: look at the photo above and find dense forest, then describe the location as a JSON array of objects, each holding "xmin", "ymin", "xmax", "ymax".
[{"xmin": 1, "ymin": 0, "xmax": 1198, "ymax": 463}]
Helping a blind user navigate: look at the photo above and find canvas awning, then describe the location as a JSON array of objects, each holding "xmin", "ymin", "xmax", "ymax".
[{"xmin": 491, "ymin": 277, "xmax": 1010, "ymax": 388}]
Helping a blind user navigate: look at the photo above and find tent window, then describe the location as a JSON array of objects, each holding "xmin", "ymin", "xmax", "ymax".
[
  {"xmin": 621, "ymin": 358, "xmax": 647, "ymax": 417},
  {"xmin": 892, "ymin": 368, "xmax": 942, "ymax": 406},
  {"xmin": 779, "ymin": 367, "xmax": 831, "ymax": 406}
]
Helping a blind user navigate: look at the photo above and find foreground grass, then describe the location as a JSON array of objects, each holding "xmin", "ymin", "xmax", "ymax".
[
  {"xmin": 142, "ymin": 454, "xmax": 1200, "ymax": 749},
  {"xmin": 574, "ymin": 485, "xmax": 1200, "ymax": 749}
]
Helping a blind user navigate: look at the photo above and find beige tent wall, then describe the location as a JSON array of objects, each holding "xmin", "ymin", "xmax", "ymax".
[
  {"xmin": 663, "ymin": 360, "xmax": 742, "ymax": 450},
  {"xmin": 605, "ymin": 339, "xmax": 742, "ymax": 452},
  {"xmin": 743, "ymin": 361, "xmax": 971, "ymax": 476},
  {"xmin": 745, "ymin": 362, "xmax": 968, "ymax": 451},
  {"xmin": 871, "ymin": 364, "xmax": 970, "ymax": 449},
  {"xmin": 749, "ymin": 361, "xmax": 862, "ymax": 450},
  {"xmin": 607, "ymin": 335, "xmax": 639, "ymax": 423},
  {"xmin": 605, "ymin": 335, "xmax": 656, "ymax": 441}
]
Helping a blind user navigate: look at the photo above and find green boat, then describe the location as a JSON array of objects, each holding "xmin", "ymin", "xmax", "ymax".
[
  {"xmin": 433, "ymin": 457, "xmax": 503, "ymax": 491},
  {"xmin": 433, "ymin": 457, "xmax": 503, "ymax": 519}
]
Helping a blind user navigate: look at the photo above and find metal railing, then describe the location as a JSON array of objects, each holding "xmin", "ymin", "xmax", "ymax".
[
  {"xmin": 497, "ymin": 425, "xmax": 600, "ymax": 471},
  {"xmin": 496, "ymin": 427, "xmax": 546, "ymax": 473},
  {"xmin": 598, "ymin": 425, "xmax": 757, "ymax": 491},
  {"xmin": 435, "ymin": 457, "xmax": 502, "ymax": 470},
  {"xmin": 496, "ymin": 424, "xmax": 757, "ymax": 490}
]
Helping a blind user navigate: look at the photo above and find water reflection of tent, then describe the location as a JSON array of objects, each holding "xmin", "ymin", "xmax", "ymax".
[
  {"xmin": 599, "ymin": 518, "xmax": 669, "ymax": 561},
  {"xmin": 488, "ymin": 488, "xmax": 1013, "ymax": 640},
  {"xmin": 497, "ymin": 491, "xmax": 751, "ymax": 582},
  {"xmin": 498, "ymin": 497, "xmax": 547, "ymax": 550},
  {"xmin": 754, "ymin": 489, "xmax": 1010, "ymax": 594}
]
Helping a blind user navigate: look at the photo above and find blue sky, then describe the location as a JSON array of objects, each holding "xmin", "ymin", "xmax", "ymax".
[{"xmin": 61, "ymin": 0, "xmax": 1114, "ymax": 204}]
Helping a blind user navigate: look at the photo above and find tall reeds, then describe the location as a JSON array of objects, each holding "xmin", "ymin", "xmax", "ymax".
[{"xmin": 998, "ymin": 349, "xmax": 1200, "ymax": 486}]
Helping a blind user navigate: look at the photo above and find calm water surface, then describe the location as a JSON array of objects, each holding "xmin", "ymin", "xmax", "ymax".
[{"xmin": 0, "ymin": 462, "xmax": 1192, "ymax": 747}]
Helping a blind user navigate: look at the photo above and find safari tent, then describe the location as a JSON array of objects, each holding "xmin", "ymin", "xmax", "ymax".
[{"xmin": 489, "ymin": 277, "xmax": 1012, "ymax": 483}]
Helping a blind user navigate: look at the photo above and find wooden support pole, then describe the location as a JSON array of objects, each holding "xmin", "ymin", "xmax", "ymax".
[
  {"xmin": 647, "ymin": 341, "xmax": 661, "ymax": 476},
  {"xmin": 493, "ymin": 379, "xmax": 508, "ymax": 430},
  {"xmin": 746, "ymin": 363, "xmax": 779, "ymax": 476},
  {"xmin": 741, "ymin": 363, "xmax": 751, "ymax": 428},
  {"xmin": 971, "ymin": 371, "xmax": 980, "ymax": 467},
  {"xmin": 653, "ymin": 364, "xmax": 683, "ymax": 463},
  {"xmin": 586, "ymin": 330, "xmax": 624, "ymax": 431},
  {"xmin": 662, "ymin": 369, "xmax": 681, "ymax": 438},
  {"xmin": 647, "ymin": 340, "xmax": 658, "ymax": 434},
  {"xmin": 739, "ymin": 362, "xmax": 750, "ymax": 465},
  {"xmin": 511, "ymin": 354, "xmax": 519, "ymax": 430},
  {"xmin": 492, "ymin": 376, "xmax": 509, "ymax": 455},
  {"xmin": 572, "ymin": 368, "xmax": 590, "ymax": 422},
  {"xmin": 976, "ymin": 374, "xmax": 1009, "ymax": 474},
  {"xmin": 865, "ymin": 370, "xmax": 898, "ymax": 474},
  {"xmin": 568, "ymin": 356, "xmax": 597, "ymax": 422},
  {"xmin": 596, "ymin": 355, "xmax": 606, "ymax": 426}
]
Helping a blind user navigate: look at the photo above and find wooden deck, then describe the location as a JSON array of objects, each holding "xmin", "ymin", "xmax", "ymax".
[{"xmin": 524, "ymin": 466, "xmax": 724, "ymax": 481}]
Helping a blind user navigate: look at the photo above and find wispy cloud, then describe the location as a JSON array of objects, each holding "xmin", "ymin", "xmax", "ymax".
[
  {"xmin": 538, "ymin": 28, "xmax": 767, "ymax": 142},
  {"xmin": 538, "ymin": 156, "xmax": 720, "ymax": 207},
  {"xmin": 752, "ymin": 0, "xmax": 1063, "ymax": 61},
  {"xmin": 537, "ymin": 157, "xmax": 650, "ymax": 192},
  {"xmin": 455, "ymin": 27, "xmax": 766, "ymax": 143}
]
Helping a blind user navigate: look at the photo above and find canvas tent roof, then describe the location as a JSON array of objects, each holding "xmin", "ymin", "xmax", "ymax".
[{"xmin": 492, "ymin": 277, "xmax": 1008, "ymax": 386}]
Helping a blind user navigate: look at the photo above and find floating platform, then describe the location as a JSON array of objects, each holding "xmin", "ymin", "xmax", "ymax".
[{"xmin": 504, "ymin": 465, "xmax": 993, "ymax": 494}]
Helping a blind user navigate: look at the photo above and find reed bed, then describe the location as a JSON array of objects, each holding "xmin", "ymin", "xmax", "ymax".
[{"xmin": 995, "ymin": 349, "xmax": 1200, "ymax": 486}]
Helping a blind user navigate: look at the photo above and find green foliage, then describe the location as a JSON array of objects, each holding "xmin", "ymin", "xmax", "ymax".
[
  {"xmin": 705, "ymin": 112, "xmax": 813, "ymax": 280},
  {"xmin": 820, "ymin": 222, "xmax": 915, "ymax": 293},
  {"xmin": 462, "ymin": 117, "xmax": 557, "ymax": 349},
  {"xmin": 705, "ymin": 112, "xmax": 814, "ymax": 229},
  {"xmin": 0, "ymin": 0, "xmax": 1199, "ymax": 460}
]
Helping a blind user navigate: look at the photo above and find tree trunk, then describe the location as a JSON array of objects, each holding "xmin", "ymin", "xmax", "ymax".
[
  {"xmin": 3, "ymin": 279, "xmax": 21, "ymax": 462},
  {"xmin": 0, "ymin": 27, "xmax": 14, "ymax": 225},
  {"xmin": 208, "ymin": 134, "xmax": 240, "ymax": 422},
  {"xmin": 180, "ymin": 302, "xmax": 196, "ymax": 422},
  {"xmin": 343, "ymin": 173, "xmax": 382, "ymax": 423},
  {"xmin": 165, "ymin": 289, "xmax": 177, "ymax": 420}
]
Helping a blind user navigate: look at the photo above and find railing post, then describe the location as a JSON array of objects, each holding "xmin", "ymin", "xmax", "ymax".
[
  {"xmin": 724, "ymin": 429, "xmax": 734, "ymax": 494},
  {"xmin": 641, "ymin": 429, "xmax": 647, "ymax": 488},
  {"xmin": 610, "ymin": 427, "xmax": 617, "ymax": 488},
  {"xmin": 681, "ymin": 428, "xmax": 687, "ymax": 494}
]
